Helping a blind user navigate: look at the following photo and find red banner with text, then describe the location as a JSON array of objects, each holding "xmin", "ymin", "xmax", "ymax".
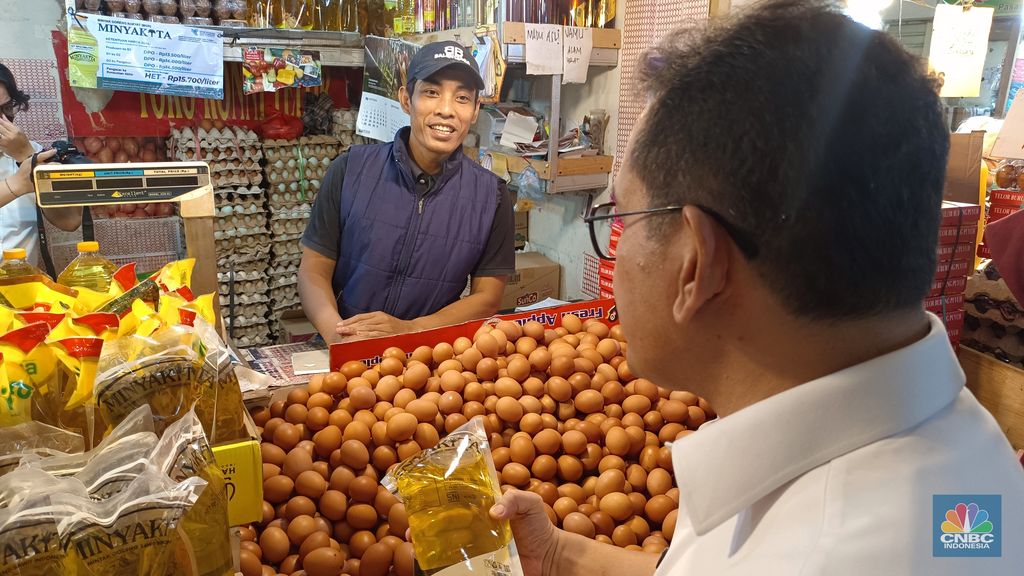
[{"xmin": 52, "ymin": 31, "xmax": 361, "ymax": 138}]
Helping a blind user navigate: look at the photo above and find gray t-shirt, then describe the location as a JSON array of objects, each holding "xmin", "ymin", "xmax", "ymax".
[{"xmin": 302, "ymin": 153, "xmax": 516, "ymax": 278}]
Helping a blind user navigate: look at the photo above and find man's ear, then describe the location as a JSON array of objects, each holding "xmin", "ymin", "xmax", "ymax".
[
  {"xmin": 470, "ymin": 98, "xmax": 481, "ymax": 124},
  {"xmin": 673, "ymin": 206, "xmax": 729, "ymax": 325},
  {"xmin": 399, "ymin": 85, "xmax": 412, "ymax": 115}
]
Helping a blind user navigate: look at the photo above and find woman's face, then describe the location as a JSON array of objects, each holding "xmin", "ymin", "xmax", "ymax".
[{"xmin": 0, "ymin": 84, "xmax": 16, "ymax": 121}]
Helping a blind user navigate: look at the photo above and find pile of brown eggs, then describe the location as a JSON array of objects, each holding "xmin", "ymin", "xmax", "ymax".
[{"xmin": 243, "ymin": 314, "xmax": 713, "ymax": 576}]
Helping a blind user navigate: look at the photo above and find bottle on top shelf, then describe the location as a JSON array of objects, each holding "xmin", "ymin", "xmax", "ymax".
[
  {"xmin": 0, "ymin": 248, "xmax": 48, "ymax": 280},
  {"xmin": 57, "ymin": 242, "xmax": 116, "ymax": 293},
  {"xmin": 316, "ymin": 0, "xmax": 342, "ymax": 29}
]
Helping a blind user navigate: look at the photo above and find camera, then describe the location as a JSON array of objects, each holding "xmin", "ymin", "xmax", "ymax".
[{"xmin": 50, "ymin": 140, "xmax": 91, "ymax": 165}]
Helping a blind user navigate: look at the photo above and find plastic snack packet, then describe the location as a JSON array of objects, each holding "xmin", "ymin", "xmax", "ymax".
[
  {"xmin": 382, "ymin": 417, "xmax": 526, "ymax": 576},
  {"xmin": 192, "ymin": 318, "xmax": 247, "ymax": 444},
  {"xmin": 54, "ymin": 468, "xmax": 207, "ymax": 576},
  {"xmin": 94, "ymin": 325, "xmax": 200, "ymax": 435}
]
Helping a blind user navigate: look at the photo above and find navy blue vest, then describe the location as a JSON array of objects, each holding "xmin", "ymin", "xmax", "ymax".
[{"xmin": 332, "ymin": 128, "xmax": 499, "ymax": 320}]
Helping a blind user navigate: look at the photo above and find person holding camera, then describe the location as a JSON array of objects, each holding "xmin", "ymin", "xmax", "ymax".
[{"xmin": 0, "ymin": 63, "xmax": 82, "ymax": 265}]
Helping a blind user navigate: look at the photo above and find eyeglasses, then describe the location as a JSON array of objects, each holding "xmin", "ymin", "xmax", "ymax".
[
  {"xmin": 0, "ymin": 99, "xmax": 15, "ymax": 120},
  {"xmin": 583, "ymin": 201, "xmax": 760, "ymax": 261}
]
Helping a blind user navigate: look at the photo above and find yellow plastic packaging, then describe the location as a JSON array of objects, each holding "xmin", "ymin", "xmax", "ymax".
[
  {"xmin": 0, "ymin": 275, "xmax": 77, "ymax": 313},
  {"xmin": 192, "ymin": 318, "xmax": 247, "ymax": 445},
  {"xmin": 0, "ymin": 323, "xmax": 54, "ymax": 429},
  {"xmin": 382, "ymin": 417, "xmax": 526, "ymax": 576}
]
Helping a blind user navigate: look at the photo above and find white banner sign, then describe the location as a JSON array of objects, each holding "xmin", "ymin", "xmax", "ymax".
[
  {"xmin": 525, "ymin": 24, "xmax": 563, "ymax": 76},
  {"xmin": 66, "ymin": 7, "xmax": 224, "ymax": 99},
  {"xmin": 928, "ymin": 4, "xmax": 994, "ymax": 98}
]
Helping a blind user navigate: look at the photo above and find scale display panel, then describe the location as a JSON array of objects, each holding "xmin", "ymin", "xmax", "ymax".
[{"xmin": 33, "ymin": 162, "xmax": 212, "ymax": 208}]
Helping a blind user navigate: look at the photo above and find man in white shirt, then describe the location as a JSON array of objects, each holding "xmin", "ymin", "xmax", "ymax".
[
  {"xmin": 485, "ymin": 1, "xmax": 1024, "ymax": 574},
  {"xmin": 0, "ymin": 63, "xmax": 82, "ymax": 265}
]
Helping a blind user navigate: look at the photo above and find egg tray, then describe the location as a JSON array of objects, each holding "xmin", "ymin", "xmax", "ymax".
[
  {"xmin": 171, "ymin": 126, "xmax": 260, "ymax": 146},
  {"xmin": 270, "ymin": 288, "xmax": 299, "ymax": 303},
  {"xmin": 268, "ymin": 191, "xmax": 318, "ymax": 207},
  {"xmin": 228, "ymin": 325, "xmax": 272, "ymax": 340},
  {"xmin": 215, "ymin": 185, "xmax": 264, "ymax": 196},
  {"xmin": 215, "ymin": 201, "xmax": 265, "ymax": 218},
  {"xmin": 218, "ymin": 269, "xmax": 273, "ymax": 283},
  {"xmin": 213, "ymin": 171, "xmax": 263, "ymax": 188},
  {"xmin": 216, "ymin": 236, "xmax": 271, "ymax": 252},
  {"xmin": 269, "ymin": 204, "xmax": 312, "ymax": 219},
  {"xmin": 234, "ymin": 334, "xmax": 273, "ymax": 349},
  {"xmin": 265, "ymin": 165, "xmax": 329, "ymax": 186},
  {"xmin": 214, "ymin": 228, "xmax": 272, "ymax": 242},
  {"xmin": 221, "ymin": 305, "xmax": 273, "ymax": 322},
  {"xmin": 216, "ymin": 213, "xmax": 268, "ymax": 230},
  {"xmin": 271, "ymin": 298, "xmax": 302, "ymax": 312},
  {"xmin": 219, "ymin": 293, "xmax": 271, "ymax": 307},
  {"xmin": 268, "ymin": 261, "xmax": 299, "ymax": 275},
  {"xmin": 207, "ymin": 158, "xmax": 262, "ymax": 173},
  {"xmin": 224, "ymin": 314, "xmax": 272, "ymax": 329},
  {"xmin": 270, "ymin": 243, "xmax": 303, "ymax": 258},
  {"xmin": 171, "ymin": 146, "xmax": 263, "ymax": 163},
  {"xmin": 332, "ymin": 109, "xmax": 358, "ymax": 133}
]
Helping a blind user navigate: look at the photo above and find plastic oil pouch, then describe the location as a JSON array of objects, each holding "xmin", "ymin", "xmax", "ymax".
[
  {"xmin": 94, "ymin": 325, "xmax": 200, "ymax": 435},
  {"xmin": 382, "ymin": 417, "xmax": 525, "ymax": 576},
  {"xmin": 0, "ymin": 475, "xmax": 85, "ymax": 576},
  {"xmin": 149, "ymin": 410, "xmax": 233, "ymax": 576},
  {"xmin": 0, "ymin": 276, "xmax": 77, "ymax": 313},
  {"xmin": 53, "ymin": 469, "xmax": 207, "ymax": 576},
  {"xmin": 191, "ymin": 318, "xmax": 247, "ymax": 445},
  {"xmin": 71, "ymin": 286, "xmax": 115, "ymax": 316},
  {"xmin": 49, "ymin": 337, "xmax": 105, "ymax": 414},
  {"xmin": 0, "ymin": 420, "xmax": 83, "ymax": 478},
  {"xmin": 154, "ymin": 260, "xmax": 195, "ymax": 295},
  {"xmin": 97, "ymin": 280, "xmax": 160, "ymax": 320}
]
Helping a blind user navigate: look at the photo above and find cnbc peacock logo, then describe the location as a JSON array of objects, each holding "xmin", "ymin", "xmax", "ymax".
[{"xmin": 933, "ymin": 495, "xmax": 1001, "ymax": 557}]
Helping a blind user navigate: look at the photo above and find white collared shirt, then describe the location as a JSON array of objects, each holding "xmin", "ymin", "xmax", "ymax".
[
  {"xmin": 658, "ymin": 313, "xmax": 1024, "ymax": 575},
  {"xmin": 0, "ymin": 142, "xmax": 44, "ymax": 265}
]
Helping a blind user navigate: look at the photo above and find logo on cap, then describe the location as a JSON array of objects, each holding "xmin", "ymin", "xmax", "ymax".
[{"xmin": 435, "ymin": 45, "xmax": 469, "ymax": 65}]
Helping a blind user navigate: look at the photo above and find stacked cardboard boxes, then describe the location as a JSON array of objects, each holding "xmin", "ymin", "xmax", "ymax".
[
  {"xmin": 930, "ymin": 201, "xmax": 981, "ymax": 348},
  {"xmin": 978, "ymin": 189, "xmax": 1024, "ymax": 259},
  {"xmin": 598, "ymin": 221, "xmax": 623, "ymax": 299}
]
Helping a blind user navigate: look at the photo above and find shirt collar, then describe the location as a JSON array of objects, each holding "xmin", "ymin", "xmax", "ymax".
[
  {"xmin": 672, "ymin": 313, "xmax": 964, "ymax": 536},
  {"xmin": 392, "ymin": 127, "xmax": 464, "ymax": 186}
]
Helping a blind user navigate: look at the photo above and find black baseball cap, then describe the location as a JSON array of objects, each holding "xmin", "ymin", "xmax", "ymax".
[{"xmin": 408, "ymin": 41, "xmax": 485, "ymax": 91}]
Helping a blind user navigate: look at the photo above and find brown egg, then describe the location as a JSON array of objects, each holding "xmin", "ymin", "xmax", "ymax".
[
  {"xmin": 495, "ymin": 396, "xmax": 525, "ymax": 423},
  {"xmin": 347, "ymin": 386, "xmax": 375, "ymax": 411},
  {"xmin": 329, "ymin": 409, "xmax": 353, "ymax": 430},
  {"xmin": 557, "ymin": 482, "xmax": 586, "ymax": 504},
  {"xmin": 349, "ymin": 530, "xmax": 377, "ymax": 557},
  {"xmin": 502, "ymin": 463, "xmax": 531, "ymax": 487},
  {"xmin": 604, "ymin": 428, "xmax": 630, "ymax": 457},
  {"xmin": 341, "ymin": 361, "xmax": 368, "ymax": 379},
  {"xmin": 531, "ymin": 455, "xmax": 558, "ymax": 481},
  {"xmin": 329, "ymin": 466, "xmax": 356, "ymax": 493},
  {"xmin": 570, "ymin": 389, "xmax": 601, "ymax": 414},
  {"xmin": 349, "ymin": 475, "xmax": 379, "ymax": 502},
  {"xmin": 599, "ymin": 492, "xmax": 633, "ymax": 522},
  {"xmin": 382, "ymin": 412, "xmax": 415, "ymax": 442},
  {"xmin": 393, "ymin": 541, "xmax": 415, "ymax": 576},
  {"xmin": 622, "ymin": 395, "xmax": 652, "ymax": 415},
  {"xmin": 360, "ymin": 542, "xmax": 394, "ymax": 576},
  {"xmin": 663, "ymin": 509, "xmax": 678, "ymax": 540},
  {"xmin": 323, "ymin": 372, "xmax": 347, "ymax": 395},
  {"xmin": 398, "ymin": 362, "xmax": 427, "ymax": 391},
  {"xmin": 299, "ymin": 531, "xmax": 333, "ymax": 562},
  {"xmin": 687, "ymin": 406, "xmax": 707, "ymax": 428},
  {"xmin": 562, "ymin": 511, "xmax": 596, "ymax": 538},
  {"xmin": 285, "ymin": 495, "xmax": 316, "ymax": 520},
  {"xmin": 310, "ymin": 427, "xmax": 341, "ymax": 459},
  {"xmin": 612, "ymin": 524, "xmax": 637, "ymax": 547},
  {"xmin": 282, "ymin": 447, "xmax": 314, "ymax": 480},
  {"xmin": 595, "ymin": 469, "xmax": 627, "ymax": 499},
  {"xmin": 296, "ymin": 470, "xmax": 328, "ymax": 499},
  {"xmin": 531, "ymin": 428, "xmax": 560, "ymax": 455},
  {"xmin": 645, "ymin": 494, "xmax": 676, "ymax": 523},
  {"xmin": 239, "ymin": 548, "xmax": 261, "ymax": 576},
  {"xmin": 557, "ymin": 455, "xmax": 584, "ymax": 482},
  {"xmin": 438, "ymin": 391, "xmax": 464, "ymax": 415},
  {"xmin": 288, "ymin": 515, "xmax": 318, "ymax": 546},
  {"xmin": 559, "ymin": 429, "xmax": 586, "ymax": 455},
  {"xmin": 304, "ymin": 547, "xmax": 347, "ymax": 576},
  {"xmin": 494, "ymin": 377, "xmax": 523, "ymax": 399},
  {"xmin": 647, "ymin": 468, "xmax": 673, "ymax": 496},
  {"xmin": 629, "ymin": 492, "xmax": 648, "ymax": 516},
  {"xmin": 476, "ymin": 357, "xmax": 500, "ymax": 380},
  {"xmin": 314, "ymin": 489, "xmax": 346, "ymax": 522},
  {"xmin": 509, "ymin": 435, "xmax": 536, "ymax": 466},
  {"xmin": 445, "ymin": 413, "xmax": 469, "ymax": 433},
  {"xmin": 264, "ymin": 475, "xmax": 295, "ymax": 504},
  {"xmin": 475, "ymin": 332, "xmax": 500, "ymax": 358},
  {"xmin": 260, "ymin": 526, "xmax": 291, "ymax": 563},
  {"xmin": 348, "ymin": 503, "xmax": 379, "ymax": 530},
  {"xmin": 263, "ymin": 463, "xmax": 282, "ymax": 482}
]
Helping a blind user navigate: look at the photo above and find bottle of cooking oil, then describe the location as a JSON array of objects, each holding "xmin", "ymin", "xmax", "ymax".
[
  {"xmin": 383, "ymin": 419, "xmax": 523, "ymax": 575},
  {"xmin": 57, "ymin": 242, "xmax": 116, "ymax": 292},
  {"xmin": 0, "ymin": 248, "xmax": 47, "ymax": 279},
  {"xmin": 316, "ymin": 0, "xmax": 341, "ymax": 30}
]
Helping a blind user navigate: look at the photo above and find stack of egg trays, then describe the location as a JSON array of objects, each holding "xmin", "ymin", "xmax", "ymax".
[
  {"xmin": 263, "ymin": 135, "xmax": 343, "ymax": 339},
  {"xmin": 169, "ymin": 125, "xmax": 273, "ymax": 348}
]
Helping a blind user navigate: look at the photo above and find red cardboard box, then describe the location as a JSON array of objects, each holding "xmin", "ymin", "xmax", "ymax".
[
  {"xmin": 329, "ymin": 299, "xmax": 618, "ymax": 370},
  {"xmin": 934, "ymin": 307, "xmax": 965, "ymax": 332},
  {"xmin": 947, "ymin": 326, "xmax": 961, "ymax": 347},
  {"xmin": 977, "ymin": 243, "xmax": 991, "ymax": 259},
  {"xmin": 599, "ymin": 275, "xmax": 615, "ymax": 292},
  {"xmin": 600, "ymin": 289, "xmax": 615, "ymax": 299},
  {"xmin": 928, "ymin": 275, "xmax": 968, "ymax": 297},
  {"xmin": 990, "ymin": 205, "xmax": 1020, "ymax": 222},
  {"xmin": 933, "ymin": 259, "xmax": 972, "ymax": 281},
  {"xmin": 937, "ymin": 223, "xmax": 979, "ymax": 245},
  {"xmin": 924, "ymin": 293, "xmax": 965, "ymax": 313},
  {"xmin": 940, "ymin": 201, "xmax": 982, "ymax": 226},
  {"xmin": 938, "ymin": 242, "xmax": 976, "ymax": 263},
  {"xmin": 990, "ymin": 189, "xmax": 1024, "ymax": 207}
]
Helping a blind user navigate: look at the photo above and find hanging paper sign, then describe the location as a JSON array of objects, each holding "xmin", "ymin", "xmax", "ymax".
[
  {"xmin": 562, "ymin": 26, "xmax": 593, "ymax": 84},
  {"xmin": 524, "ymin": 24, "xmax": 563, "ymax": 76},
  {"xmin": 928, "ymin": 4, "xmax": 994, "ymax": 98},
  {"xmin": 66, "ymin": 8, "xmax": 224, "ymax": 99},
  {"xmin": 242, "ymin": 47, "xmax": 323, "ymax": 95}
]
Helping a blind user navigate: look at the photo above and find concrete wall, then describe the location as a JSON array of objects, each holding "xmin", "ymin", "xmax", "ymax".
[{"xmin": 0, "ymin": 0, "xmax": 64, "ymax": 59}]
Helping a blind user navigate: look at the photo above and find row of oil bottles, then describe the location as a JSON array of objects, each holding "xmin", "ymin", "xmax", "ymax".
[
  {"xmin": 248, "ymin": 0, "xmax": 614, "ymax": 33},
  {"xmin": 0, "ymin": 243, "xmax": 118, "ymax": 292}
]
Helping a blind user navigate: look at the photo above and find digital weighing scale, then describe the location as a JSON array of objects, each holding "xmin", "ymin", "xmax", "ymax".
[{"xmin": 33, "ymin": 161, "xmax": 218, "ymax": 301}]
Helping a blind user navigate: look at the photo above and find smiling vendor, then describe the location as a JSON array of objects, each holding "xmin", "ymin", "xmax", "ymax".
[{"xmin": 299, "ymin": 41, "xmax": 515, "ymax": 343}]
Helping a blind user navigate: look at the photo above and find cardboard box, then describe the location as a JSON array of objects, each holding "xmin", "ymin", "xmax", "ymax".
[
  {"xmin": 937, "ymin": 242, "xmax": 976, "ymax": 263},
  {"xmin": 990, "ymin": 189, "xmax": 1024, "ymax": 207},
  {"xmin": 933, "ymin": 259, "xmax": 972, "ymax": 281},
  {"xmin": 936, "ymin": 307, "xmax": 965, "ymax": 332},
  {"xmin": 329, "ymin": 299, "xmax": 617, "ymax": 370},
  {"xmin": 278, "ymin": 309, "xmax": 318, "ymax": 343},
  {"xmin": 990, "ymin": 205, "xmax": 1020, "ymax": 222},
  {"xmin": 501, "ymin": 252, "xmax": 560, "ymax": 310},
  {"xmin": 928, "ymin": 275, "xmax": 968, "ymax": 297},
  {"xmin": 211, "ymin": 409, "xmax": 263, "ymax": 526},
  {"xmin": 925, "ymin": 293, "xmax": 965, "ymax": 313},
  {"xmin": 940, "ymin": 201, "xmax": 982, "ymax": 226},
  {"xmin": 937, "ymin": 223, "xmax": 979, "ymax": 245},
  {"xmin": 600, "ymin": 289, "xmax": 615, "ymax": 299},
  {"xmin": 978, "ymin": 243, "xmax": 992, "ymax": 259},
  {"xmin": 943, "ymin": 132, "xmax": 984, "ymax": 204},
  {"xmin": 514, "ymin": 211, "xmax": 529, "ymax": 250}
]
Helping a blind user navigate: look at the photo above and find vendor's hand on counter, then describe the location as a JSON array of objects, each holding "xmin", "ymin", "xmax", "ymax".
[{"xmin": 336, "ymin": 312, "xmax": 419, "ymax": 340}]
